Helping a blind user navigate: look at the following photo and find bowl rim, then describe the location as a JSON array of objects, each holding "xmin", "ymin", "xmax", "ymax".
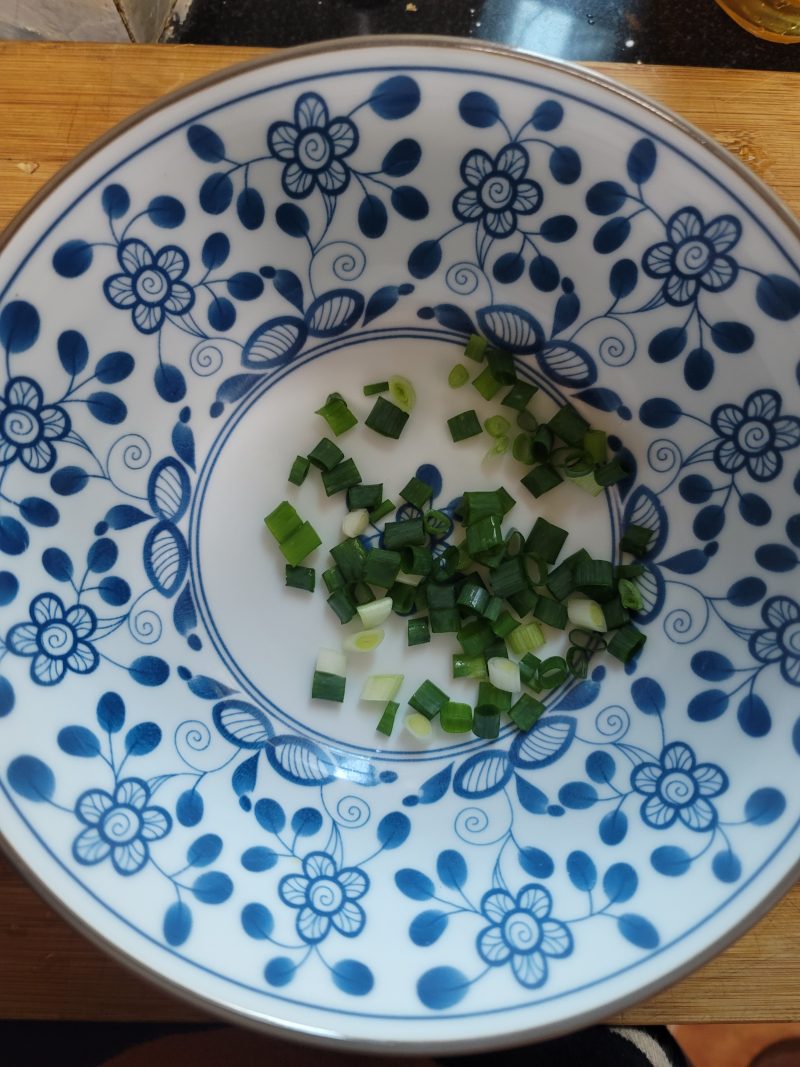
[{"xmin": 1, "ymin": 33, "xmax": 799, "ymax": 1055}]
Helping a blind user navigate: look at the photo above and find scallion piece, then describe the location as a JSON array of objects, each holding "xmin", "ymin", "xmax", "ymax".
[
  {"xmin": 505, "ymin": 529, "xmax": 525, "ymax": 557},
  {"xmin": 342, "ymin": 508, "xmax": 369, "ymax": 538},
  {"xmin": 525, "ymin": 517, "xmax": 568, "ymax": 564},
  {"xmin": 352, "ymin": 581, "xmax": 375, "ymax": 606},
  {"xmin": 570, "ymin": 470, "xmax": 605, "ymax": 496},
  {"xmin": 472, "ymin": 365, "xmax": 502, "ymax": 400},
  {"xmin": 490, "ymin": 557, "xmax": 529, "ymax": 598},
  {"xmin": 485, "ymin": 347, "xmax": 517, "ymax": 384},
  {"xmin": 401, "ymin": 545, "xmax": 433, "ymax": 577},
  {"xmin": 517, "ymin": 408, "xmax": 538, "ymax": 433},
  {"xmin": 369, "ymin": 499, "xmax": 396, "ymax": 523},
  {"xmin": 388, "ymin": 375, "xmax": 415, "ymax": 413},
  {"xmin": 409, "ymin": 679, "xmax": 449, "ymax": 720},
  {"xmin": 464, "ymin": 333, "xmax": 488, "ymax": 362},
  {"xmin": 285, "ymin": 564, "xmax": 315, "ymax": 592},
  {"xmin": 322, "ymin": 457, "xmax": 361, "ymax": 496},
  {"xmin": 429, "ymin": 545, "xmax": 460, "ymax": 583},
  {"xmin": 383, "ymin": 517, "xmax": 425, "ymax": 549},
  {"xmin": 473, "ymin": 705, "xmax": 501, "ymax": 740},
  {"xmin": 574, "ymin": 559, "xmax": 614, "ymax": 595},
  {"xmin": 512, "ymin": 432, "xmax": 535, "ymax": 465},
  {"xmin": 343, "ymin": 627, "xmax": 385, "ymax": 653},
  {"xmin": 327, "ymin": 588, "xmax": 357, "ymax": 624},
  {"xmin": 363, "ymin": 380, "xmax": 389, "ymax": 396},
  {"xmin": 488, "ymin": 656, "xmax": 521, "ymax": 693},
  {"xmin": 566, "ymin": 645, "xmax": 591, "ymax": 679},
  {"xmin": 502, "ymin": 381, "xmax": 538, "ymax": 410},
  {"xmin": 330, "ymin": 537, "xmax": 367, "ymax": 582},
  {"xmin": 316, "ymin": 392, "xmax": 358, "ymax": 436},
  {"xmin": 567, "ymin": 598, "xmax": 606, "ymax": 632},
  {"xmin": 448, "ymin": 410, "xmax": 483, "ymax": 442},
  {"xmin": 620, "ymin": 523, "xmax": 655, "ymax": 557},
  {"xmin": 422, "ymin": 580, "xmax": 456, "ymax": 613},
  {"xmin": 477, "ymin": 680, "xmax": 512, "ymax": 714},
  {"xmin": 484, "ymin": 435, "xmax": 509, "ymax": 461},
  {"xmin": 607, "ymin": 624, "xmax": 647, "ymax": 662},
  {"xmin": 509, "ymin": 693, "xmax": 545, "ymax": 731},
  {"xmin": 466, "ymin": 514, "xmax": 504, "ymax": 558},
  {"xmin": 545, "ymin": 561, "xmax": 575, "ymax": 601},
  {"xmin": 312, "ymin": 670, "xmax": 346, "ymax": 702},
  {"xmin": 619, "ymin": 578, "xmax": 644, "ymax": 611},
  {"xmin": 316, "ymin": 647, "xmax": 347, "ymax": 677},
  {"xmin": 457, "ymin": 619, "xmax": 494, "ymax": 657},
  {"xmin": 400, "ymin": 476, "xmax": 434, "ymax": 510},
  {"xmin": 361, "ymin": 674, "xmax": 403, "ymax": 701},
  {"xmin": 440, "ymin": 701, "xmax": 474, "ymax": 733},
  {"xmin": 322, "ymin": 566, "xmax": 346, "ymax": 593},
  {"xmin": 602, "ymin": 598, "xmax": 630, "ymax": 630},
  {"xmin": 531, "ymin": 424, "xmax": 554, "ymax": 462},
  {"xmin": 363, "ymin": 548, "xmax": 401, "ymax": 588},
  {"xmin": 548, "ymin": 403, "xmax": 589, "ymax": 446},
  {"xmin": 405, "ymin": 712, "xmax": 433, "ymax": 740},
  {"xmin": 288, "ymin": 455, "xmax": 310, "ymax": 486},
  {"xmin": 457, "ymin": 581, "xmax": 490, "ymax": 615},
  {"xmin": 521, "ymin": 464, "xmax": 563, "ymax": 498},
  {"xmin": 518, "ymin": 652, "xmax": 542, "ymax": 688},
  {"xmin": 407, "ymin": 616, "xmax": 431, "ymax": 646},
  {"xmin": 347, "ymin": 483, "xmax": 382, "ymax": 511},
  {"xmin": 523, "ymin": 554, "xmax": 549, "ymax": 586},
  {"xmin": 357, "ymin": 597, "xmax": 393, "ymax": 628},
  {"xmin": 485, "ymin": 414, "xmax": 511, "ymax": 438},
  {"xmin": 491, "ymin": 611, "xmax": 519, "ymax": 639},
  {"xmin": 537, "ymin": 656, "xmax": 568, "ymax": 689},
  {"xmin": 452, "ymin": 654, "xmax": 488, "ymax": 680},
  {"xmin": 423, "ymin": 510, "xmax": 451, "ymax": 538},
  {"xmin": 388, "ymin": 581, "xmax": 417, "ymax": 614},
  {"xmin": 280, "ymin": 521, "xmax": 322, "ymax": 566},
  {"xmin": 460, "ymin": 490, "xmax": 502, "ymax": 525},
  {"xmin": 430, "ymin": 607, "xmax": 461, "ymax": 633},
  {"xmin": 365, "ymin": 395, "xmax": 409, "ymax": 439},
  {"xmin": 448, "ymin": 363, "xmax": 470, "ymax": 388},
  {"xmin": 307, "ymin": 437, "xmax": 344, "ymax": 472},
  {"xmin": 617, "ymin": 562, "xmax": 646, "ymax": 579},
  {"xmin": 533, "ymin": 595, "xmax": 568, "ymax": 630},
  {"xmin": 376, "ymin": 700, "xmax": 399, "ymax": 736},
  {"xmin": 507, "ymin": 621, "xmax": 545, "ymax": 656},
  {"xmin": 583, "ymin": 428, "xmax": 607, "ymax": 465},
  {"xmin": 507, "ymin": 587, "xmax": 539, "ymax": 617},
  {"xmin": 595, "ymin": 458, "xmax": 628, "ymax": 487},
  {"xmin": 265, "ymin": 500, "xmax": 301, "ymax": 542}
]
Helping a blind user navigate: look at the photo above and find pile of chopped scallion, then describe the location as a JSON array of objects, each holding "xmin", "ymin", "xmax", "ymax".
[{"xmin": 264, "ymin": 345, "xmax": 652, "ymax": 743}]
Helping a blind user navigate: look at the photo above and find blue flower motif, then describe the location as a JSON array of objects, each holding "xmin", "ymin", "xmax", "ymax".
[
  {"xmin": 749, "ymin": 596, "xmax": 800, "ymax": 686},
  {"xmin": 278, "ymin": 850, "xmax": 368, "ymax": 944},
  {"xmin": 0, "ymin": 377, "xmax": 70, "ymax": 473},
  {"xmin": 711, "ymin": 389, "xmax": 800, "ymax": 483},
  {"xmin": 643, "ymin": 207, "xmax": 741, "ymax": 305},
  {"xmin": 6, "ymin": 592, "xmax": 98, "ymax": 685},
  {"xmin": 631, "ymin": 742, "xmax": 728, "ymax": 832},
  {"xmin": 103, "ymin": 239, "xmax": 195, "ymax": 334},
  {"xmin": 476, "ymin": 883, "xmax": 572, "ymax": 988},
  {"xmin": 72, "ymin": 777, "xmax": 171, "ymax": 875},
  {"xmin": 453, "ymin": 144, "xmax": 542, "ymax": 238},
  {"xmin": 268, "ymin": 93, "xmax": 358, "ymax": 200}
]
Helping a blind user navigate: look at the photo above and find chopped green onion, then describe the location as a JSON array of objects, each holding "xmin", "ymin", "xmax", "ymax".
[
  {"xmin": 620, "ymin": 524, "xmax": 655, "ymax": 557},
  {"xmin": 457, "ymin": 619, "xmax": 494, "ymax": 657},
  {"xmin": 389, "ymin": 375, "xmax": 416, "ymax": 413},
  {"xmin": 502, "ymin": 381, "xmax": 538, "ymax": 410},
  {"xmin": 545, "ymin": 560, "xmax": 576, "ymax": 601},
  {"xmin": 363, "ymin": 380, "xmax": 389, "ymax": 396},
  {"xmin": 484, "ymin": 435, "xmax": 510, "ymax": 461},
  {"xmin": 483, "ymin": 595, "xmax": 504, "ymax": 623},
  {"xmin": 570, "ymin": 471, "xmax": 605, "ymax": 497},
  {"xmin": 280, "ymin": 521, "xmax": 322, "ymax": 566},
  {"xmin": 485, "ymin": 414, "xmax": 511, "ymax": 438},
  {"xmin": 531, "ymin": 424, "xmax": 554, "ymax": 462},
  {"xmin": 330, "ymin": 538, "xmax": 367, "ymax": 582},
  {"xmin": 548, "ymin": 403, "xmax": 589, "ymax": 446},
  {"xmin": 460, "ymin": 490, "xmax": 509, "ymax": 525},
  {"xmin": 507, "ymin": 587, "xmax": 539, "ymax": 617},
  {"xmin": 322, "ymin": 566, "xmax": 346, "ymax": 593},
  {"xmin": 361, "ymin": 674, "xmax": 403, "ymax": 701},
  {"xmin": 595, "ymin": 459, "xmax": 628, "ymax": 487},
  {"xmin": 537, "ymin": 656, "xmax": 568, "ymax": 689},
  {"xmin": 518, "ymin": 652, "xmax": 542, "ymax": 688},
  {"xmin": 400, "ymin": 476, "xmax": 434, "ymax": 510},
  {"xmin": 583, "ymin": 429, "xmax": 607, "ymax": 465},
  {"xmin": 464, "ymin": 333, "xmax": 488, "ymax": 362},
  {"xmin": 457, "ymin": 581, "xmax": 490, "ymax": 615},
  {"xmin": 343, "ymin": 627, "xmax": 385, "ymax": 653},
  {"xmin": 485, "ymin": 348, "xmax": 517, "ymax": 384},
  {"xmin": 574, "ymin": 559, "xmax": 614, "ymax": 595},
  {"xmin": 567, "ymin": 598, "xmax": 606, "ymax": 632},
  {"xmin": 472, "ymin": 365, "xmax": 502, "ymax": 400},
  {"xmin": 383, "ymin": 517, "xmax": 425, "ymax": 549},
  {"xmin": 448, "ymin": 363, "xmax": 470, "ymax": 388},
  {"xmin": 407, "ymin": 616, "xmax": 431, "ymax": 646},
  {"xmin": 357, "ymin": 596, "xmax": 393, "ymax": 628},
  {"xmin": 401, "ymin": 545, "xmax": 433, "ymax": 577},
  {"xmin": 448, "ymin": 409, "xmax": 483, "ymax": 442},
  {"xmin": 507, "ymin": 621, "xmax": 546, "ymax": 656},
  {"xmin": 353, "ymin": 581, "xmax": 375, "ymax": 605},
  {"xmin": 558, "ymin": 447, "xmax": 594, "ymax": 479},
  {"xmin": 566, "ymin": 645, "xmax": 591, "ymax": 679},
  {"xmin": 405, "ymin": 712, "xmax": 433, "ymax": 740},
  {"xmin": 607, "ymin": 624, "xmax": 647, "ymax": 662},
  {"xmin": 602, "ymin": 598, "xmax": 630, "ymax": 630},
  {"xmin": 523, "ymin": 555, "xmax": 549, "ymax": 586},
  {"xmin": 285, "ymin": 564, "xmax": 315, "ymax": 592},
  {"xmin": 316, "ymin": 647, "xmax": 346, "ymax": 677},
  {"xmin": 490, "ymin": 557, "xmax": 529, "ymax": 598},
  {"xmin": 312, "ymin": 670, "xmax": 346, "ymax": 702},
  {"xmin": 512, "ymin": 432, "xmax": 535, "ymax": 465},
  {"xmin": 307, "ymin": 438, "xmax": 344, "ymax": 472},
  {"xmin": 509, "ymin": 693, "xmax": 546, "ymax": 731},
  {"xmin": 327, "ymin": 588, "xmax": 357, "ymax": 624},
  {"xmin": 521, "ymin": 464, "xmax": 563, "ymax": 498},
  {"xmin": 429, "ymin": 545, "xmax": 460, "ymax": 582},
  {"xmin": 505, "ymin": 529, "xmax": 525, "ymax": 557},
  {"xmin": 619, "ymin": 578, "xmax": 644, "ymax": 611},
  {"xmin": 369, "ymin": 499, "xmax": 396, "ymax": 523},
  {"xmin": 388, "ymin": 581, "xmax": 417, "ymax": 614},
  {"xmin": 452, "ymin": 653, "xmax": 488, "ymax": 680},
  {"xmin": 265, "ymin": 500, "xmax": 301, "ymax": 543},
  {"xmin": 409, "ymin": 679, "xmax": 449, "ymax": 720},
  {"xmin": 430, "ymin": 607, "xmax": 461, "ymax": 633},
  {"xmin": 473, "ymin": 705, "xmax": 501, "ymax": 740},
  {"xmin": 342, "ymin": 508, "xmax": 369, "ymax": 538},
  {"xmin": 533, "ymin": 595, "xmax": 568, "ymax": 630},
  {"xmin": 376, "ymin": 700, "xmax": 399, "ymax": 736},
  {"xmin": 466, "ymin": 514, "xmax": 504, "ymax": 558},
  {"xmin": 288, "ymin": 455, "xmax": 310, "ymax": 486},
  {"xmin": 477, "ymin": 681, "xmax": 512, "ymax": 714},
  {"xmin": 441, "ymin": 701, "xmax": 474, "ymax": 733},
  {"xmin": 517, "ymin": 409, "xmax": 539, "ymax": 433},
  {"xmin": 617, "ymin": 562, "xmax": 646, "ymax": 579},
  {"xmin": 316, "ymin": 392, "xmax": 358, "ymax": 436},
  {"xmin": 525, "ymin": 517, "xmax": 568, "ymax": 563},
  {"xmin": 322, "ymin": 457, "xmax": 361, "ymax": 496},
  {"xmin": 492, "ymin": 611, "xmax": 520, "ymax": 639},
  {"xmin": 347, "ymin": 483, "xmax": 382, "ymax": 511},
  {"xmin": 365, "ymin": 396, "xmax": 409, "ymax": 438},
  {"xmin": 423, "ymin": 510, "xmax": 451, "ymax": 538},
  {"xmin": 363, "ymin": 548, "xmax": 401, "ymax": 588},
  {"xmin": 488, "ymin": 656, "xmax": 521, "ymax": 693}
]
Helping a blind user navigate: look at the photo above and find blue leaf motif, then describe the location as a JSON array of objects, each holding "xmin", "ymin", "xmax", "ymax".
[
  {"xmin": 87, "ymin": 392, "xmax": 126, "ymax": 424},
  {"xmin": 42, "ymin": 547, "xmax": 73, "ymax": 582},
  {"xmin": 518, "ymin": 847, "xmax": 554, "ymax": 878},
  {"xmin": 173, "ymin": 582, "xmax": 197, "ymax": 637},
  {"xmin": 727, "ymin": 577, "xmax": 766, "ymax": 606},
  {"xmin": 541, "ymin": 215, "xmax": 577, "ymax": 243},
  {"xmin": 241, "ymin": 846, "xmax": 277, "ymax": 871},
  {"xmin": 604, "ymin": 863, "xmax": 638, "ymax": 903},
  {"xmin": 272, "ymin": 269, "xmax": 304, "ymax": 312},
  {"xmin": 377, "ymin": 811, "xmax": 411, "ymax": 850},
  {"xmin": 275, "ymin": 202, "xmax": 309, "ymax": 237},
  {"xmin": 549, "ymin": 146, "xmax": 581, "ymax": 184},
  {"xmin": 201, "ymin": 232, "xmax": 230, "ymax": 269},
  {"xmin": 685, "ymin": 347, "xmax": 714, "ymax": 390},
  {"xmin": 147, "ymin": 196, "xmax": 185, "ymax": 229},
  {"xmin": 188, "ymin": 833, "xmax": 223, "ymax": 867},
  {"xmin": 187, "ymin": 124, "xmax": 225, "ymax": 162},
  {"xmin": 187, "ymin": 675, "xmax": 236, "ymax": 700},
  {"xmin": 57, "ymin": 726, "xmax": 100, "ymax": 758},
  {"xmin": 266, "ymin": 735, "xmax": 336, "ymax": 785},
  {"xmin": 631, "ymin": 676, "xmax": 665, "ymax": 714},
  {"xmin": 737, "ymin": 694, "xmax": 771, "ymax": 737},
  {"xmin": 149, "ymin": 457, "xmax": 192, "ymax": 522},
  {"xmin": 529, "ymin": 255, "xmax": 560, "ymax": 291},
  {"xmin": 478, "ymin": 305, "xmax": 544, "ymax": 354},
  {"xmin": 407, "ymin": 762, "xmax": 452, "ymax": 806},
  {"xmin": 661, "ymin": 549, "xmax": 708, "ymax": 575},
  {"xmin": 232, "ymin": 753, "xmax": 259, "ymax": 797},
  {"xmin": 305, "ymin": 290, "xmax": 364, "ymax": 337},
  {"xmin": 626, "ymin": 138, "xmax": 657, "ymax": 183},
  {"xmin": 125, "ymin": 722, "xmax": 161, "ymax": 755},
  {"xmin": 199, "ymin": 172, "xmax": 233, "ymax": 214},
  {"xmin": 417, "ymin": 966, "xmax": 469, "ymax": 1010},
  {"xmin": 97, "ymin": 691, "xmax": 125, "ymax": 733},
  {"xmin": 215, "ymin": 373, "xmax": 259, "ymax": 405},
  {"xmin": 242, "ymin": 316, "xmax": 307, "ymax": 368},
  {"xmin": 154, "ymin": 364, "xmax": 186, "ymax": 402},
  {"xmin": 680, "ymin": 474, "xmax": 713, "ymax": 504},
  {"xmin": 213, "ymin": 700, "xmax": 274, "ymax": 749},
  {"xmin": 452, "ymin": 751, "xmax": 512, "ymax": 798},
  {"xmin": 362, "ymin": 284, "xmax": 400, "ymax": 326},
  {"xmin": 690, "ymin": 651, "xmax": 734, "ymax": 682},
  {"xmin": 515, "ymin": 774, "xmax": 548, "ymax": 814},
  {"xmin": 424, "ymin": 303, "xmax": 473, "ymax": 335},
  {"xmin": 572, "ymin": 388, "xmax": 624, "ymax": 414},
  {"xmin": 291, "ymin": 806, "xmax": 323, "ymax": 837},
  {"xmin": 532, "ymin": 100, "xmax": 563, "ymax": 130},
  {"xmin": 369, "ymin": 75, "xmax": 420, "ymax": 119},
  {"xmin": 177, "ymin": 789, "xmax": 204, "ymax": 827},
  {"xmin": 208, "ymin": 294, "xmax": 236, "ymax": 331},
  {"xmin": 510, "ymin": 715, "xmax": 575, "ymax": 769},
  {"xmin": 745, "ymin": 787, "xmax": 785, "ymax": 825},
  {"xmin": 437, "ymin": 849, "xmax": 467, "ymax": 889},
  {"xmin": 599, "ymin": 810, "xmax": 628, "ymax": 846},
  {"xmin": 755, "ymin": 544, "xmax": 797, "ymax": 573},
  {"xmin": 408, "ymin": 239, "xmax": 442, "ymax": 279},
  {"xmin": 651, "ymin": 846, "xmax": 691, "ymax": 877},
  {"xmin": 0, "ymin": 516, "xmax": 29, "ymax": 554},
  {"xmin": 610, "ymin": 258, "xmax": 638, "ymax": 299},
  {"xmin": 171, "ymin": 421, "xmax": 195, "ymax": 470},
  {"xmin": 594, "ymin": 217, "xmax": 631, "ymax": 254},
  {"xmin": 0, "ymin": 572, "xmax": 17, "ymax": 606},
  {"xmin": 101, "ymin": 184, "xmax": 130, "ymax": 219},
  {"xmin": 192, "ymin": 871, "xmax": 233, "ymax": 904},
  {"xmin": 710, "ymin": 320, "xmax": 754, "ymax": 353},
  {"xmin": 639, "ymin": 397, "xmax": 682, "ymax": 429},
  {"xmin": 617, "ymin": 913, "xmax": 659, "ymax": 950},
  {"xmin": 395, "ymin": 868, "xmax": 435, "ymax": 900},
  {"xmin": 536, "ymin": 341, "xmax": 596, "ymax": 388},
  {"xmin": 586, "ymin": 750, "xmax": 615, "ymax": 783},
  {"xmin": 555, "ymin": 680, "xmax": 600, "ymax": 711},
  {"xmin": 227, "ymin": 272, "xmax": 263, "ymax": 301},
  {"xmin": 738, "ymin": 493, "xmax": 771, "ymax": 527},
  {"xmin": 241, "ymin": 902, "xmax": 274, "ymax": 939},
  {"xmin": 104, "ymin": 505, "xmax": 151, "ymax": 530},
  {"xmin": 163, "ymin": 901, "xmax": 192, "ymax": 946},
  {"xmin": 358, "ymin": 193, "xmax": 388, "ymax": 238},
  {"xmin": 391, "ymin": 185, "xmax": 428, "ymax": 220},
  {"xmin": 712, "ymin": 850, "xmax": 742, "ymax": 883},
  {"xmin": 7, "ymin": 755, "xmax": 55, "ymax": 801},
  {"xmin": 87, "ymin": 537, "xmax": 117, "ymax": 573},
  {"xmin": 53, "ymin": 241, "xmax": 93, "ymax": 279},
  {"xmin": 649, "ymin": 326, "xmax": 687, "ymax": 364},
  {"xmin": 264, "ymin": 956, "xmax": 296, "ymax": 987},
  {"xmin": 756, "ymin": 274, "xmax": 800, "ymax": 321},
  {"xmin": 57, "ymin": 329, "xmax": 88, "ymax": 374},
  {"xmin": 95, "ymin": 351, "xmax": 134, "ymax": 384},
  {"xmin": 236, "ymin": 188, "xmax": 265, "ymax": 230},
  {"xmin": 493, "ymin": 252, "xmax": 525, "ymax": 284},
  {"xmin": 128, "ymin": 656, "xmax": 169, "ymax": 687},
  {"xmin": 382, "ymin": 138, "xmax": 421, "ymax": 176},
  {"xmin": 458, "ymin": 90, "xmax": 499, "ymax": 127},
  {"xmin": 255, "ymin": 797, "xmax": 285, "ymax": 835},
  {"xmin": 49, "ymin": 467, "xmax": 87, "ymax": 500},
  {"xmin": 693, "ymin": 504, "xmax": 725, "ymax": 541},
  {"xmin": 586, "ymin": 181, "xmax": 627, "ymax": 215},
  {"xmin": 331, "ymin": 959, "xmax": 374, "ymax": 997},
  {"xmin": 552, "ymin": 291, "xmax": 580, "ymax": 335},
  {"xmin": 567, "ymin": 850, "xmax": 597, "ymax": 891},
  {"xmin": 143, "ymin": 521, "xmax": 188, "ymax": 597},
  {"xmin": 688, "ymin": 689, "xmax": 729, "ymax": 722},
  {"xmin": 558, "ymin": 781, "xmax": 598, "ymax": 809},
  {"xmin": 410, "ymin": 910, "xmax": 449, "ymax": 947}
]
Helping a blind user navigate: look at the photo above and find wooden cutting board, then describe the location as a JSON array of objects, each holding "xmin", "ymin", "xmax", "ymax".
[{"xmin": 0, "ymin": 41, "xmax": 799, "ymax": 1026}]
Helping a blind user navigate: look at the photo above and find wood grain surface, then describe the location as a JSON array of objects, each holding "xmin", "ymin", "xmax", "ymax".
[{"xmin": 0, "ymin": 41, "xmax": 798, "ymax": 1026}]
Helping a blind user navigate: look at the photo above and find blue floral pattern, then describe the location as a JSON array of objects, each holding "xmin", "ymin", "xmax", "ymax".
[{"xmin": 0, "ymin": 53, "xmax": 799, "ymax": 1040}]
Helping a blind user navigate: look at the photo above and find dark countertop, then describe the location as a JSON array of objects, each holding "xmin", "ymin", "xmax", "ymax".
[{"xmin": 173, "ymin": 0, "xmax": 800, "ymax": 71}]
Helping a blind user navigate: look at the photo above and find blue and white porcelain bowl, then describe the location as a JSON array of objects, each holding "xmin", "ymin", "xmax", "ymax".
[{"xmin": 1, "ymin": 38, "xmax": 799, "ymax": 1052}]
